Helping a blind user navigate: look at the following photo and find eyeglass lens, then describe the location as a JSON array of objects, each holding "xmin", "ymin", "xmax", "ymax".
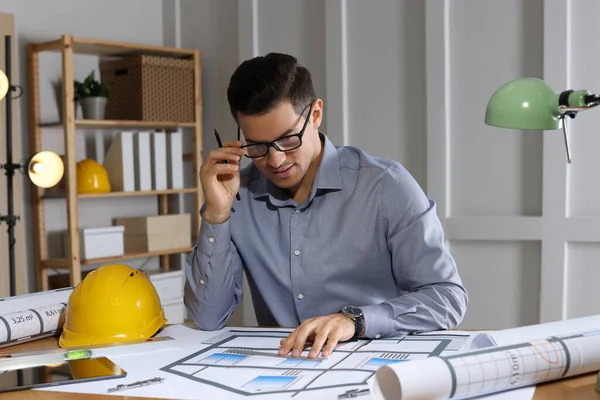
[{"xmin": 245, "ymin": 136, "xmax": 302, "ymax": 157}]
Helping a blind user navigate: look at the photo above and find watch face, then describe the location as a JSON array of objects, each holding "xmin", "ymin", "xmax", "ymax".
[{"xmin": 343, "ymin": 306, "xmax": 362, "ymax": 318}]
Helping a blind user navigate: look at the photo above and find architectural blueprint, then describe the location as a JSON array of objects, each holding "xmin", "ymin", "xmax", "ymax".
[
  {"xmin": 159, "ymin": 328, "xmax": 472, "ymax": 397},
  {"xmin": 369, "ymin": 314, "xmax": 600, "ymax": 400},
  {"xmin": 35, "ymin": 325, "xmax": 481, "ymax": 399},
  {"xmin": 35, "ymin": 317, "xmax": 600, "ymax": 399}
]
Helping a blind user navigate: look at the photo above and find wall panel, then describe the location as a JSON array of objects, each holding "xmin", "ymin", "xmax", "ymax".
[
  {"xmin": 451, "ymin": 240, "xmax": 541, "ymax": 330},
  {"xmin": 448, "ymin": 0, "xmax": 543, "ymax": 217},
  {"xmin": 346, "ymin": 0, "xmax": 426, "ymax": 188},
  {"xmin": 566, "ymin": 0, "xmax": 600, "ymax": 217}
]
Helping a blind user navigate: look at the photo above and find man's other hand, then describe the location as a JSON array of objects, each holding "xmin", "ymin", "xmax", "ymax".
[{"xmin": 278, "ymin": 313, "xmax": 355, "ymax": 359}]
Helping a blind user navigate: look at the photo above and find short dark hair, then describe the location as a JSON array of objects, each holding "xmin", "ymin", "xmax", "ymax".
[{"xmin": 227, "ymin": 53, "xmax": 315, "ymax": 121}]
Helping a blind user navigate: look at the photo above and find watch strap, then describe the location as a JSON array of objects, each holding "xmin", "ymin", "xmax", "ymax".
[
  {"xmin": 354, "ymin": 314, "xmax": 365, "ymax": 339},
  {"xmin": 340, "ymin": 308, "xmax": 365, "ymax": 339}
]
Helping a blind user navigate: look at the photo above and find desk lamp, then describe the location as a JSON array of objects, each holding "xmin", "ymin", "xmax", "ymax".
[{"xmin": 485, "ymin": 77, "xmax": 600, "ymax": 163}]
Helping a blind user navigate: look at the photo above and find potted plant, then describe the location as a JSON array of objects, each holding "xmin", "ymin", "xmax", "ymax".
[{"xmin": 74, "ymin": 70, "xmax": 110, "ymax": 119}]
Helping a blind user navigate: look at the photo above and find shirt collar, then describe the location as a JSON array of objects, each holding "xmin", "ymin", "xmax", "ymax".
[{"xmin": 251, "ymin": 132, "xmax": 343, "ymax": 203}]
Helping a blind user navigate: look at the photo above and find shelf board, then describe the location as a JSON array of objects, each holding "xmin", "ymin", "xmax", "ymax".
[
  {"xmin": 31, "ymin": 36, "xmax": 196, "ymax": 58},
  {"xmin": 43, "ymin": 247, "xmax": 195, "ymax": 269},
  {"xmin": 40, "ymin": 119, "xmax": 196, "ymax": 129},
  {"xmin": 42, "ymin": 188, "xmax": 197, "ymax": 199}
]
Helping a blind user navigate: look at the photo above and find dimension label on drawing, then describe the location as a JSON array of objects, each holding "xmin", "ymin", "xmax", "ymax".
[{"xmin": 0, "ymin": 303, "xmax": 66, "ymax": 345}]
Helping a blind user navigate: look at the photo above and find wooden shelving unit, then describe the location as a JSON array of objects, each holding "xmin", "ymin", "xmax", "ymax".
[
  {"xmin": 42, "ymin": 188, "xmax": 197, "ymax": 199},
  {"xmin": 42, "ymin": 246, "xmax": 196, "ymax": 269},
  {"xmin": 40, "ymin": 119, "xmax": 196, "ymax": 129},
  {"xmin": 27, "ymin": 35, "xmax": 203, "ymax": 290}
]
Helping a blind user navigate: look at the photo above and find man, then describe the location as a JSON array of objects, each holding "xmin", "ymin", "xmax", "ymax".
[{"xmin": 184, "ymin": 53, "xmax": 468, "ymax": 360}]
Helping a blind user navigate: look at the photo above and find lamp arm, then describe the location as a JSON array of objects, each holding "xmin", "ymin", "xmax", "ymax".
[
  {"xmin": 1, "ymin": 161, "xmax": 23, "ymax": 174},
  {"xmin": 558, "ymin": 89, "xmax": 600, "ymax": 116},
  {"xmin": 559, "ymin": 103, "xmax": 600, "ymax": 114},
  {"xmin": 560, "ymin": 116, "xmax": 572, "ymax": 164},
  {"xmin": 556, "ymin": 90, "xmax": 599, "ymax": 164}
]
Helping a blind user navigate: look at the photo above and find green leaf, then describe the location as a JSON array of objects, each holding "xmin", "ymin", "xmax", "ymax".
[{"xmin": 73, "ymin": 70, "xmax": 109, "ymax": 99}]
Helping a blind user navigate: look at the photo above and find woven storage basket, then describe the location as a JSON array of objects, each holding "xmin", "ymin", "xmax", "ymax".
[{"xmin": 100, "ymin": 55, "xmax": 195, "ymax": 122}]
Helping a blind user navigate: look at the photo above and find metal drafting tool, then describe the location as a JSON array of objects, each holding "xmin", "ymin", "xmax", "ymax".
[
  {"xmin": 224, "ymin": 348, "xmax": 327, "ymax": 361},
  {"xmin": 0, "ymin": 336, "xmax": 175, "ymax": 371},
  {"xmin": 107, "ymin": 377, "xmax": 164, "ymax": 393},
  {"xmin": 337, "ymin": 388, "xmax": 370, "ymax": 398}
]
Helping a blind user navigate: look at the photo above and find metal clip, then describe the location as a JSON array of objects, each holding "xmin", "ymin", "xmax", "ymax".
[
  {"xmin": 338, "ymin": 388, "xmax": 370, "ymax": 398},
  {"xmin": 107, "ymin": 377, "xmax": 164, "ymax": 393}
]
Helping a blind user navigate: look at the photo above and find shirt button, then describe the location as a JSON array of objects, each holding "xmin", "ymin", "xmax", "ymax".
[
  {"xmin": 294, "ymin": 250, "xmax": 300, "ymax": 256},
  {"xmin": 200, "ymin": 280, "xmax": 205, "ymax": 285},
  {"xmin": 295, "ymin": 208, "xmax": 300, "ymax": 213},
  {"xmin": 297, "ymin": 293, "xmax": 304, "ymax": 300},
  {"xmin": 208, "ymin": 237, "xmax": 215, "ymax": 243},
  {"xmin": 375, "ymin": 334, "xmax": 381, "ymax": 339}
]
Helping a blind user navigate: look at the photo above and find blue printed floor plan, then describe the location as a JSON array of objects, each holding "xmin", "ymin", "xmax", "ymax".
[{"xmin": 160, "ymin": 329, "xmax": 472, "ymax": 397}]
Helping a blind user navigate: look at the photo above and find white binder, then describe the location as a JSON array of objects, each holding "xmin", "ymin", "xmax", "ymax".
[
  {"xmin": 151, "ymin": 132, "xmax": 168, "ymax": 190},
  {"xmin": 167, "ymin": 131, "xmax": 184, "ymax": 189},
  {"xmin": 134, "ymin": 132, "xmax": 152, "ymax": 191}
]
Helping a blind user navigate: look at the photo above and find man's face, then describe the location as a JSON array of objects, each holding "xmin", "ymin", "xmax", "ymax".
[{"xmin": 238, "ymin": 99, "xmax": 323, "ymax": 189}]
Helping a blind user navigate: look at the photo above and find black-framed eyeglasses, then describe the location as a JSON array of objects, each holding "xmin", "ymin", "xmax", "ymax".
[{"xmin": 239, "ymin": 101, "xmax": 314, "ymax": 158}]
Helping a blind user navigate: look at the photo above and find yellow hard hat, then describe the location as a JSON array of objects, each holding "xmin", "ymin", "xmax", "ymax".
[
  {"xmin": 59, "ymin": 264, "xmax": 167, "ymax": 348},
  {"xmin": 76, "ymin": 158, "xmax": 111, "ymax": 194}
]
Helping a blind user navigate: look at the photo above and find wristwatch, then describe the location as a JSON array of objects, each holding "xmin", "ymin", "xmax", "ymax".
[{"xmin": 339, "ymin": 306, "xmax": 365, "ymax": 339}]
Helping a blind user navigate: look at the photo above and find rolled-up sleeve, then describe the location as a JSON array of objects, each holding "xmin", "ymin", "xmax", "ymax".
[
  {"xmin": 184, "ymin": 213, "xmax": 243, "ymax": 331},
  {"xmin": 361, "ymin": 164, "xmax": 468, "ymax": 339}
]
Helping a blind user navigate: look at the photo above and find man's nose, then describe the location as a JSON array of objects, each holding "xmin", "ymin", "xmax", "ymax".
[{"xmin": 267, "ymin": 146, "xmax": 285, "ymax": 168}]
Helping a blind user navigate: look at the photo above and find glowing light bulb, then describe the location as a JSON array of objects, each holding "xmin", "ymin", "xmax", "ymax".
[{"xmin": 31, "ymin": 162, "xmax": 45, "ymax": 174}]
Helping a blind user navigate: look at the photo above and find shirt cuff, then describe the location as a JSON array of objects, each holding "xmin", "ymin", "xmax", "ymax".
[
  {"xmin": 198, "ymin": 217, "xmax": 231, "ymax": 256},
  {"xmin": 360, "ymin": 304, "xmax": 395, "ymax": 339}
]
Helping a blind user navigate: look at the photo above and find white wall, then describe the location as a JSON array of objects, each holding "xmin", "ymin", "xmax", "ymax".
[
  {"xmin": 429, "ymin": 0, "xmax": 544, "ymax": 330},
  {"xmin": 0, "ymin": 0, "xmax": 166, "ymax": 291},
  {"xmin": 562, "ymin": 0, "xmax": 600, "ymax": 319},
  {"xmin": 346, "ymin": 0, "xmax": 426, "ymax": 188}
]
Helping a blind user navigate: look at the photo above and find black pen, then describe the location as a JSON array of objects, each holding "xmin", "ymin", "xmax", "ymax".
[{"xmin": 214, "ymin": 128, "xmax": 241, "ymax": 201}]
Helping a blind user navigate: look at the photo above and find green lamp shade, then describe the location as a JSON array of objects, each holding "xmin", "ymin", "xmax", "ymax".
[{"xmin": 485, "ymin": 78, "xmax": 561, "ymax": 130}]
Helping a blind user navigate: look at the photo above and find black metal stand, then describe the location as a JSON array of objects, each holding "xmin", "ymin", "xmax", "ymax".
[
  {"xmin": 0, "ymin": 34, "xmax": 19, "ymax": 297},
  {"xmin": 0, "ymin": 33, "xmax": 24, "ymax": 388}
]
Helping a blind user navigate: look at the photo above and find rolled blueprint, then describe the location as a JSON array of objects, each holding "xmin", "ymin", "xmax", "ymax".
[
  {"xmin": 369, "ymin": 329, "xmax": 600, "ymax": 400},
  {"xmin": 0, "ymin": 303, "xmax": 67, "ymax": 348}
]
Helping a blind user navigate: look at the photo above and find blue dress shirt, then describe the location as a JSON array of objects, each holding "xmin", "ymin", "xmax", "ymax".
[{"xmin": 184, "ymin": 133, "xmax": 468, "ymax": 339}]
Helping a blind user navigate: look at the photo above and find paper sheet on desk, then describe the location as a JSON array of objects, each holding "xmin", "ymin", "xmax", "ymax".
[
  {"xmin": 37, "ymin": 325, "xmax": 359, "ymax": 399},
  {"xmin": 35, "ymin": 325, "xmax": 479, "ymax": 399},
  {"xmin": 470, "ymin": 314, "xmax": 600, "ymax": 348},
  {"xmin": 368, "ymin": 314, "xmax": 600, "ymax": 400},
  {"xmin": 34, "ymin": 325, "xmax": 229, "ymax": 398}
]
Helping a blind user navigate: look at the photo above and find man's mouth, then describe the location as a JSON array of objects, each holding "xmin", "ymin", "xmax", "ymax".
[{"xmin": 269, "ymin": 164, "xmax": 294, "ymax": 176}]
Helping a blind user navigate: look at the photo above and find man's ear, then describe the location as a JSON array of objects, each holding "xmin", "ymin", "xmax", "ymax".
[{"xmin": 312, "ymin": 98, "xmax": 324, "ymax": 129}]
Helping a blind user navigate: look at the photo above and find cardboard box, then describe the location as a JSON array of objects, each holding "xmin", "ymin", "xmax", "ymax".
[
  {"xmin": 148, "ymin": 269, "xmax": 185, "ymax": 324},
  {"xmin": 99, "ymin": 55, "xmax": 195, "ymax": 122},
  {"xmin": 62, "ymin": 226, "xmax": 125, "ymax": 260},
  {"xmin": 113, "ymin": 214, "xmax": 191, "ymax": 253}
]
